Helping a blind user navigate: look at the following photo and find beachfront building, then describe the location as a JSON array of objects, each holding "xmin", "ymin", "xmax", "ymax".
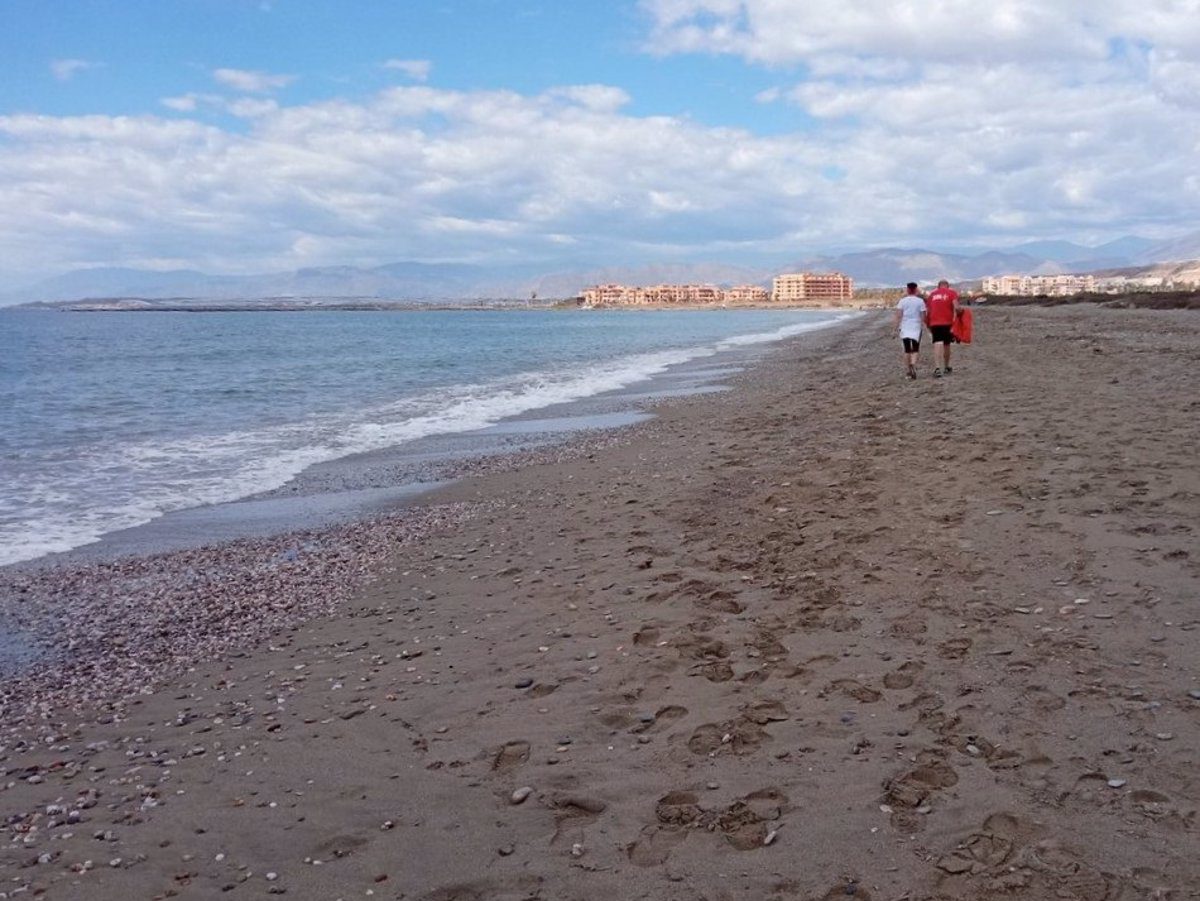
[
  {"xmin": 981, "ymin": 274, "xmax": 1097, "ymax": 296},
  {"xmin": 579, "ymin": 282, "xmax": 761, "ymax": 307},
  {"xmin": 726, "ymin": 284, "xmax": 771, "ymax": 303},
  {"xmin": 771, "ymin": 272, "xmax": 854, "ymax": 305}
]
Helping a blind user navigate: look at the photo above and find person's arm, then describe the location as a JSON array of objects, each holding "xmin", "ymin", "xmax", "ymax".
[{"xmin": 892, "ymin": 307, "xmax": 902, "ymax": 334}]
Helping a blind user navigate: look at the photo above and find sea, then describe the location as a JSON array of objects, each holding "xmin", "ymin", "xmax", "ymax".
[{"xmin": 0, "ymin": 307, "xmax": 850, "ymax": 567}]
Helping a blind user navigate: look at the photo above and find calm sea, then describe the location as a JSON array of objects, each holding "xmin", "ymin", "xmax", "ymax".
[{"xmin": 0, "ymin": 307, "xmax": 847, "ymax": 565}]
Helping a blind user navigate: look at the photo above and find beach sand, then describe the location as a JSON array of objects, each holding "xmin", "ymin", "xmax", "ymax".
[{"xmin": 2, "ymin": 305, "xmax": 1198, "ymax": 900}]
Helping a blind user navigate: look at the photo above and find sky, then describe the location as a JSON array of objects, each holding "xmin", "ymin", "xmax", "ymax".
[{"xmin": 1, "ymin": 0, "xmax": 1199, "ymax": 284}]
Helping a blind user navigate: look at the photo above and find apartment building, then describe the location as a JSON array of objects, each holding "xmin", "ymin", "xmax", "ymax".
[
  {"xmin": 725, "ymin": 284, "xmax": 770, "ymax": 303},
  {"xmin": 771, "ymin": 272, "xmax": 854, "ymax": 304},
  {"xmin": 981, "ymin": 274, "xmax": 1096, "ymax": 296},
  {"xmin": 580, "ymin": 283, "xmax": 752, "ymax": 306},
  {"xmin": 580, "ymin": 274, "xmax": 858, "ymax": 308}
]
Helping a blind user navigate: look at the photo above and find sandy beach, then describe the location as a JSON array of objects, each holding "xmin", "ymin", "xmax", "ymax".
[{"xmin": 2, "ymin": 304, "xmax": 1198, "ymax": 900}]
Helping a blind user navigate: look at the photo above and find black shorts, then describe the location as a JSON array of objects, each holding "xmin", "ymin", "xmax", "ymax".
[
  {"xmin": 902, "ymin": 338, "xmax": 920, "ymax": 352},
  {"xmin": 930, "ymin": 324, "xmax": 954, "ymax": 344}
]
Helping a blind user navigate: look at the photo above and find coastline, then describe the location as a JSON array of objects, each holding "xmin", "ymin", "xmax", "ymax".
[{"xmin": 1, "ymin": 305, "xmax": 1197, "ymax": 899}]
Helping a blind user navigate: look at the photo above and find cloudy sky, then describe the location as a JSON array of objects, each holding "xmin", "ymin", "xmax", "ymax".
[{"xmin": 1, "ymin": 0, "xmax": 1198, "ymax": 283}]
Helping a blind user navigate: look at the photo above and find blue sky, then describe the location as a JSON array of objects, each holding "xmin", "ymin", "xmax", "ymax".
[{"xmin": 1, "ymin": 0, "xmax": 1198, "ymax": 283}]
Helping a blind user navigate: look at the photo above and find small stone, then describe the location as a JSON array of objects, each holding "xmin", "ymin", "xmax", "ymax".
[
  {"xmin": 497, "ymin": 845, "xmax": 515, "ymax": 857},
  {"xmin": 1188, "ymin": 690, "xmax": 1200, "ymax": 700},
  {"xmin": 1107, "ymin": 779, "xmax": 1127, "ymax": 788},
  {"xmin": 763, "ymin": 829, "xmax": 779, "ymax": 846},
  {"xmin": 510, "ymin": 787, "xmax": 533, "ymax": 805},
  {"xmin": 638, "ymin": 713, "xmax": 655, "ymax": 724},
  {"xmin": 1155, "ymin": 732, "xmax": 1174, "ymax": 741},
  {"xmin": 570, "ymin": 843, "xmax": 585, "ymax": 857},
  {"xmin": 266, "ymin": 872, "xmax": 278, "ymax": 881},
  {"xmin": 706, "ymin": 782, "xmax": 720, "ymax": 790},
  {"xmin": 514, "ymin": 678, "xmax": 534, "ymax": 689},
  {"xmin": 965, "ymin": 744, "xmax": 982, "ymax": 757}
]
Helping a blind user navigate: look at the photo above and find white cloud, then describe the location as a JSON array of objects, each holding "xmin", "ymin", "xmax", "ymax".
[
  {"xmin": 382, "ymin": 58, "xmax": 432, "ymax": 81},
  {"xmin": 212, "ymin": 67, "xmax": 296, "ymax": 93},
  {"xmin": 639, "ymin": 1, "xmax": 1200, "ymax": 65},
  {"xmin": 1, "ymin": 55, "xmax": 1198, "ymax": 282},
  {"xmin": 50, "ymin": 59, "xmax": 94, "ymax": 82},
  {"xmin": 161, "ymin": 95, "xmax": 198, "ymax": 112}
]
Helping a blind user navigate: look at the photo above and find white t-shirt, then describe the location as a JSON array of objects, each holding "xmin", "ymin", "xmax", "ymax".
[{"xmin": 895, "ymin": 294, "xmax": 926, "ymax": 340}]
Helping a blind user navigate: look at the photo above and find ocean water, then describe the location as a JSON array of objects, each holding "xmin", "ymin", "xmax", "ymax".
[{"xmin": 0, "ymin": 307, "xmax": 847, "ymax": 565}]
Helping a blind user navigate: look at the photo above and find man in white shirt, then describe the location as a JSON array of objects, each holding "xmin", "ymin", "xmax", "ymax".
[{"xmin": 893, "ymin": 282, "xmax": 927, "ymax": 380}]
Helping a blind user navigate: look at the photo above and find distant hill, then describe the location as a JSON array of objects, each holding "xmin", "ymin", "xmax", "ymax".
[
  {"xmin": 4, "ymin": 232, "xmax": 1196, "ymax": 305},
  {"xmin": 1133, "ymin": 229, "xmax": 1200, "ymax": 265}
]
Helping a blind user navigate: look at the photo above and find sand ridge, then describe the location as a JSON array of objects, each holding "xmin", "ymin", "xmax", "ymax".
[{"xmin": 1, "ymin": 305, "xmax": 1197, "ymax": 899}]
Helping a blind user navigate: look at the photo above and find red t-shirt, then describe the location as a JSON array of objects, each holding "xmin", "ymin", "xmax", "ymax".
[{"xmin": 925, "ymin": 287, "xmax": 958, "ymax": 326}]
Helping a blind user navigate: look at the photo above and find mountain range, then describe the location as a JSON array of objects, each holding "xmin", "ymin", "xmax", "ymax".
[{"xmin": 5, "ymin": 232, "xmax": 1199, "ymax": 306}]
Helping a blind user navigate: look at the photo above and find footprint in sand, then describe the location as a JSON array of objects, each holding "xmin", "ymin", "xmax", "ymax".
[
  {"xmin": 635, "ymin": 705, "xmax": 688, "ymax": 733},
  {"xmin": 671, "ymin": 634, "xmax": 730, "ymax": 661},
  {"xmin": 643, "ymin": 788, "xmax": 787, "ymax": 856},
  {"xmin": 491, "ymin": 740, "xmax": 531, "ymax": 772},
  {"xmin": 888, "ymin": 614, "xmax": 928, "ymax": 638},
  {"xmin": 1021, "ymin": 685, "xmax": 1067, "ymax": 712},
  {"xmin": 627, "ymin": 824, "xmax": 688, "ymax": 866},
  {"xmin": 632, "ymin": 623, "xmax": 663, "ymax": 646},
  {"xmin": 884, "ymin": 752, "xmax": 959, "ymax": 832},
  {"xmin": 695, "ymin": 590, "xmax": 746, "ymax": 614},
  {"xmin": 687, "ymin": 720, "xmax": 766, "ymax": 757},
  {"xmin": 832, "ymin": 678, "xmax": 882, "ymax": 703},
  {"xmin": 694, "ymin": 661, "xmax": 735, "ymax": 682},
  {"xmin": 937, "ymin": 813, "xmax": 1024, "ymax": 876},
  {"xmin": 883, "ymin": 661, "xmax": 923, "ymax": 689},
  {"xmin": 937, "ymin": 637, "xmax": 973, "ymax": 660},
  {"xmin": 750, "ymin": 628, "xmax": 788, "ymax": 661}
]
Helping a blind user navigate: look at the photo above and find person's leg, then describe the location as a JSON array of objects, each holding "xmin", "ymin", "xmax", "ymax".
[
  {"xmin": 933, "ymin": 340, "xmax": 945, "ymax": 374},
  {"xmin": 944, "ymin": 340, "xmax": 952, "ymax": 372}
]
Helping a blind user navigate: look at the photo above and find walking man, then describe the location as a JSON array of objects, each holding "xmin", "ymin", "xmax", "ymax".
[
  {"xmin": 893, "ymin": 281, "xmax": 927, "ymax": 379},
  {"xmin": 925, "ymin": 279, "xmax": 960, "ymax": 377}
]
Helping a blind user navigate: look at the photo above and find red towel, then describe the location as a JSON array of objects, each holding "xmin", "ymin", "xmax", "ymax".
[{"xmin": 952, "ymin": 308, "xmax": 973, "ymax": 344}]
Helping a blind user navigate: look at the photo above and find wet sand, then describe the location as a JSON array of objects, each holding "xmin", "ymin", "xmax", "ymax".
[{"xmin": 1, "ymin": 305, "xmax": 1198, "ymax": 900}]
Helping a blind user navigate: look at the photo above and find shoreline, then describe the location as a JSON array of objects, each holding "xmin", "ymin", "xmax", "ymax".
[
  {"xmin": 1, "ymin": 305, "xmax": 1197, "ymax": 899},
  {"xmin": 0, "ymin": 316, "xmax": 858, "ymax": 723},
  {"xmin": 2, "ymin": 308, "xmax": 851, "ymax": 571}
]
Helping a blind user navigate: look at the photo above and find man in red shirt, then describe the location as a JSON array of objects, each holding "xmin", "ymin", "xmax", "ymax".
[{"xmin": 924, "ymin": 279, "xmax": 960, "ymax": 377}]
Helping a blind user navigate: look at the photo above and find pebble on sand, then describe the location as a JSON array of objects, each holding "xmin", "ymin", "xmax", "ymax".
[{"xmin": 510, "ymin": 787, "xmax": 533, "ymax": 805}]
